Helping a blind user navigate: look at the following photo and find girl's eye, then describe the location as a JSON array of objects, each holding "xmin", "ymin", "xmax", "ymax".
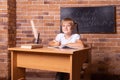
[
  {"xmin": 62, "ymin": 24, "xmax": 71, "ymax": 28},
  {"xmin": 62, "ymin": 26, "xmax": 65, "ymax": 27},
  {"xmin": 67, "ymin": 25, "xmax": 71, "ymax": 27}
]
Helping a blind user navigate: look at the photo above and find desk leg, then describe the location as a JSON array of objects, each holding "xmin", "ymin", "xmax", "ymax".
[
  {"xmin": 11, "ymin": 51, "xmax": 25, "ymax": 80},
  {"xmin": 69, "ymin": 54, "xmax": 81, "ymax": 80},
  {"xmin": 70, "ymin": 68, "xmax": 81, "ymax": 80}
]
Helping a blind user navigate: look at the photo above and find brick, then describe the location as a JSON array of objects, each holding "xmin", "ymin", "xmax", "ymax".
[{"xmin": 0, "ymin": 0, "xmax": 120, "ymax": 79}]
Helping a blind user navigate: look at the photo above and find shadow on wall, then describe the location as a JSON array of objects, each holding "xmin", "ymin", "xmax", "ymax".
[
  {"xmin": 0, "ymin": 78, "xmax": 7, "ymax": 80},
  {"xmin": 91, "ymin": 74, "xmax": 120, "ymax": 80}
]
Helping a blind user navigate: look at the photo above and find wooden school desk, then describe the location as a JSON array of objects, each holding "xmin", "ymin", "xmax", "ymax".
[{"xmin": 8, "ymin": 47, "xmax": 91, "ymax": 80}]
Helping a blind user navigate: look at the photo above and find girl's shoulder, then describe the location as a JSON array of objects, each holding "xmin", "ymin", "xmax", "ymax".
[
  {"xmin": 72, "ymin": 33, "xmax": 80, "ymax": 36},
  {"xmin": 57, "ymin": 33, "xmax": 64, "ymax": 36},
  {"xmin": 71, "ymin": 34, "xmax": 81, "ymax": 39}
]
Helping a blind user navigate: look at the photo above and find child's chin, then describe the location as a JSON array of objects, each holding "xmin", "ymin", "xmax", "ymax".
[
  {"xmin": 64, "ymin": 32, "xmax": 69, "ymax": 34},
  {"xmin": 63, "ymin": 31, "xmax": 69, "ymax": 33}
]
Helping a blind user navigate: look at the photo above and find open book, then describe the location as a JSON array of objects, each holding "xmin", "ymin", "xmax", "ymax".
[
  {"xmin": 48, "ymin": 45, "xmax": 77, "ymax": 49},
  {"xmin": 21, "ymin": 44, "xmax": 43, "ymax": 49}
]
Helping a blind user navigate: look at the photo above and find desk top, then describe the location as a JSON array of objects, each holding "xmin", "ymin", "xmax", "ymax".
[{"xmin": 8, "ymin": 47, "xmax": 90, "ymax": 54}]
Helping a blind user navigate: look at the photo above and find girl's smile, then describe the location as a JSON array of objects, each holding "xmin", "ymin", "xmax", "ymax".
[{"xmin": 62, "ymin": 22, "xmax": 73, "ymax": 35}]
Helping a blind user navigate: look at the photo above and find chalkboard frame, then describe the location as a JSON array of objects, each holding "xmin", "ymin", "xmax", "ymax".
[{"xmin": 60, "ymin": 6, "xmax": 116, "ymax": 34}]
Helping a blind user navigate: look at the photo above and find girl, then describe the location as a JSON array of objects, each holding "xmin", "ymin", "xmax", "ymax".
[
  {"xmin": 49, "ymin": 18, "xmax": 84, "ymax": 80},
  {"xmin": 49, "ymin": 18, "xmax": 84, "ymax": 48}
]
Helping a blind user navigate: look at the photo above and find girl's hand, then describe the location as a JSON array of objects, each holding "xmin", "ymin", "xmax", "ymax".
[{"xmin": 48, "ymin": 40, "xmax": 60, "ymax": 46}]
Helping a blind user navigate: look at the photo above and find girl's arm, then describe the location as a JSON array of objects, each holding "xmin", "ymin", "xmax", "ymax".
[
  {"xmin": 48, "ymin": 40, "xmax": 60, "ymax": 46},
  {"xmin": 66, "ymin": 39, "xmax": 84, "ymax": 48}
]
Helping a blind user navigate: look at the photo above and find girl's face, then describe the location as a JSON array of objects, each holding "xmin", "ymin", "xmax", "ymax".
[{"xmin": 62, "ymin": 22, "xmax": 74, "ymax": 35}]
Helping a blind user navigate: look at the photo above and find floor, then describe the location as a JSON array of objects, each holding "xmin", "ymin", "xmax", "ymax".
[
  {"xmin": 26, "ymin": 77, "xmax": 55, "ymax": 80},
  {"xmin": 26, "ymin": 75, "xmax": 120, "ymax": 80},
  {"xmin": 25, "ymin": 70, "xmax": 56, "ymax": 80},
  {"xmin": 5, "ymin": 75, "xmax": 120, "ymax": 80},
  {"xmin": 19, "ymin": 71, "xmax": 120, "ymax": 80}
]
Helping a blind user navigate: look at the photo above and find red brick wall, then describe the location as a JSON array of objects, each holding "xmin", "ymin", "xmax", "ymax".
[
  {"xmin": 0, "ymin": 0, "xmax": 16, "ymax": 79},
  {"xmin": 0, "ymin": 0, "xmax": 120, "ymax": 79},
  {"xmin": 16, "ymin": 0, "xmax": 120, "ymax": 75},
  {"xmin": 0, "ymin": 0, "xmax": 8, "ymax": 79},
  {"xmin": 8, "ymin": 0, "xmax": 16, "ymax": 79}
]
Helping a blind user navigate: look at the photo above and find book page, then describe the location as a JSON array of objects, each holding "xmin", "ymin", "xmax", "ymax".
[{"xmin": 48, "ymin": 45, "xmax": 77, "ymax": 49}]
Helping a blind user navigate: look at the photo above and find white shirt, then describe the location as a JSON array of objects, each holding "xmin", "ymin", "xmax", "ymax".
[{"xmin": 55, "ymin": 33, "xmax": 80, "ymax": 45}]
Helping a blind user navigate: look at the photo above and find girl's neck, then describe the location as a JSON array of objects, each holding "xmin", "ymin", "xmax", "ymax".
[{"xmin": 64, "ymin": 33, "xmax": 72, "ymax": 39}]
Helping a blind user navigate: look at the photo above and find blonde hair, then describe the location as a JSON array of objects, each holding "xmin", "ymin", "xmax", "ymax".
[
  {"xmin": 61, "ymin": 18, "xmax": 79, "ymax": 34},
  {"xmin": 61, "ymin": 18, "xmax": 75, "ymax": 26}
]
